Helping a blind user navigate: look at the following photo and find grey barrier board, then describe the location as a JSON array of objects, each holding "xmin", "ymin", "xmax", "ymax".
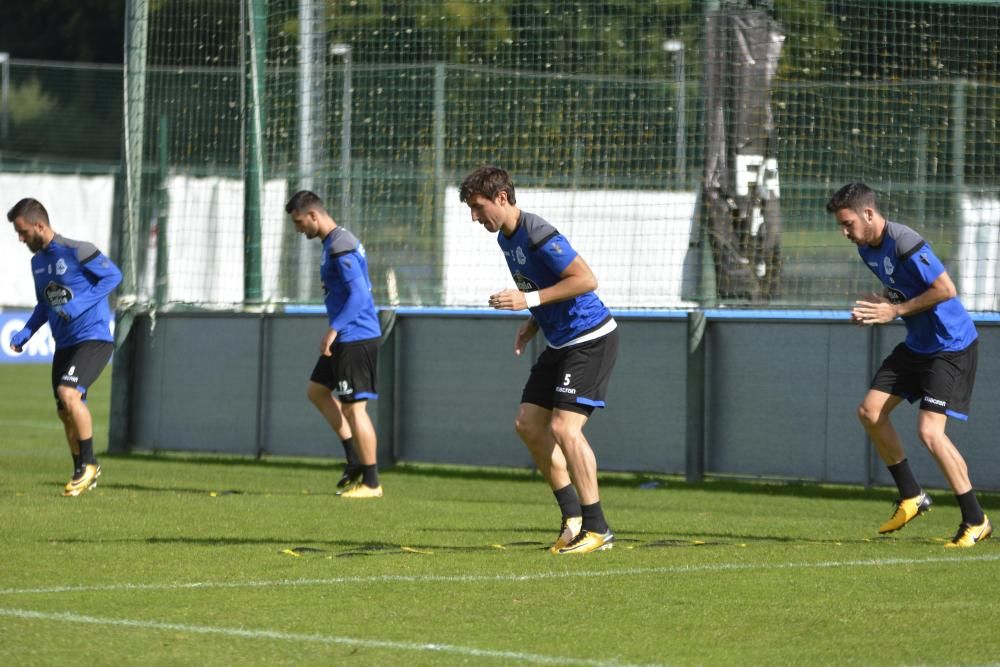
[
  {"xmin": 707, "ymin": 320, "xmax": 872, "ymax": 481},
  {"xmin": 259, "ymin": 316, "xmax": 386, "ymax": 461},
  {"xmin": 583, "ymin": 318, "xmax": 688, "ymax": 473},
  {"xmin": 120, "ymin": 312, "xmax": 1000, "ymax": 490},
  {"xmin": 394, "ymin": 315, "xmax": 688, "ymax": 472},
  {"xmin": 394, "ymin": 315, "xmax": 535, "ymax": 467},
  {"xmin": 131, "ymin": 315, "xmax": 261, "ymax": 455}
]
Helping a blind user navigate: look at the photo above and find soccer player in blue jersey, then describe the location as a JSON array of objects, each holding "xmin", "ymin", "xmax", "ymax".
[
  {"xmin": 828, "ymin": 182, "xmax": 991, "ymax": 547},
  {"xmin": 286, "ymin": 191, "xmax": 384, "ymax": 498},
  {"xmin": 7, "ymin": 198, "xmax": 122, "ymax": 497},
  {"xmin": 461, "ymin": 166, "xmax": 618, "ymax": 555}
]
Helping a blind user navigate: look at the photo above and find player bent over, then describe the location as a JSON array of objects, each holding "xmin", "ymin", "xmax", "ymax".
[
  {"xmin": 7, "ymin": 198, "xmax": 121, "ymax": 497},
  {"xmin": 828, "ymin": 182, "xmax": 991, "ymax": 547},
  {"xmin": 286, "ymin": 191, "xmax": 384, "ymax": 498},
  {"xmin": 461, "ymin": 166, "xmax": 618, "ymax": 555}
]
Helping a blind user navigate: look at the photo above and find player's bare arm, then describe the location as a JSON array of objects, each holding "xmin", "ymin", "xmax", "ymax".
[
  {"xmin": 320, "ymin": 327, "xmax": 338, "ymax": 356},
  {"xmin": 513, "ymin": 317, "xmax": 539, "ymax": 356},
  {"xmin": 852, "ymin": 272, "xmax": 957, "ymax": 325},
  {"xmin": 488, "ymin": 256, "xmax": 598, "ymax": 311}
]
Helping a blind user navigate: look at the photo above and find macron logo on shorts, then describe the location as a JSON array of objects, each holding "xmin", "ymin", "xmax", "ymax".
[{"xmin": 924, "ymin": 396, "xmax": 946, "ymax": 407}]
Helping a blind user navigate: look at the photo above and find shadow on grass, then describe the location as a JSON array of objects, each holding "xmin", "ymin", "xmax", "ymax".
[
  {"xmin": 45, "ymin": 535, "xmax": 553, "ymax": 556},
  {"xmin": 98, "ymin": 452, "xmax": 1000, "ymax": 505},
  {"xmin": 44, "ymin": 529, "xmax": 954, "ymax": 555},
  {"xmin": 100, "ymin": 483, "xmax": 349, "ymax": 498}
]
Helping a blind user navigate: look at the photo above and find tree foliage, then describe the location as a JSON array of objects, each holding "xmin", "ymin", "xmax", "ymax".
[{"xmin": 1, "ymin": 0, "xmax": 125, "ymax": 63}]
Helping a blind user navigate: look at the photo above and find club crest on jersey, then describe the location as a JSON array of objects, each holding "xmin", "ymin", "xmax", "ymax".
[
  {"xmin": 883, "ymin": 256, "xmax": 894, "ymax": 275},
  {"xmin": 56, "ymin": 258, "xmax": 68, "ymax": 275},
  {"xmin": 512, "ymin": 271, "xmax": 539, "ymax": 292},
  {"xmin": 515, "ymin": 246, "xmax": 526, "ymax": 265},
  {"xmin": 44, "ymin": 281, "xmax": 73, "ymax": 306}
]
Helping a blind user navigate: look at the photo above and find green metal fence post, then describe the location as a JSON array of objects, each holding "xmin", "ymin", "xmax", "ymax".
[
  {"xmin": 951, "ymin": 78, "xmax": 966, "ymax": 244},
  {"xmin": 109, "ymin": 0, "xmax": 149, "ymax": 454},
  {"xmin": 685, "ymin": 310, "xmax": 707, "ymax": 482},
  {"xmin": 155, "ymin": 114, "xmax": 169, "ymax": 305},
  {"xmin": 433, "ymin": 62, "xmax": 446, "ymax": 297},
  {"xmin": 242, "ymin": 0, "xmax": 267, "ymax": 305}
]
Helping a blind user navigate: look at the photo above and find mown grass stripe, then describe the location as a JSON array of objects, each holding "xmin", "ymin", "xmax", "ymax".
[
  {"xmin": 0, "ymin": 607, "xmax": 655, "ymax": 667},
  {"xmin": 2, "ymin": 552, "xmax": 997, "ymax": 597}
]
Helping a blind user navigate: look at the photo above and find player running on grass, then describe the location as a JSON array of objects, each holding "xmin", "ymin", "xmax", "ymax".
[
  {"xmin": 460, "ymin": 166, "xmax": 618, "ymax": 555},
  {"xmin": 286, "ymin": 190, "xmax": 384, "ymax": 499},
  {"xmin": 7, "ymin": 198, "xmax": 122, "ymax": 497},
  {"xmin": 827, "ymin": 182, "xmax": 991, "ymax": 547}
]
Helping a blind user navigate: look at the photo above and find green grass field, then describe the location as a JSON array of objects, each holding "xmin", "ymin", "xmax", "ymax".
[{"xmin": 2, "ymin": 364, "xmax": 998, "ymax": 666}]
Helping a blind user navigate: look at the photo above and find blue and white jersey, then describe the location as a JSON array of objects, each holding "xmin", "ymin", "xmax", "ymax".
[
  {"xmin": 25, "ymin": 234, "xmax": 122, "ymax": 348},
  {"xmin": 320, "ymin": 226, "xmax": 381, "ymax": 343},
  {"xmin": 498, "ymin": 211, "xmax": 615, "ymax": 348},
  {"xmin": 858, "ymin": 220, "xmax": 976, "ymax": 354}
]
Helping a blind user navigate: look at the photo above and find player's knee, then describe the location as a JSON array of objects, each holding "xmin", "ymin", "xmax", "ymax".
[
  {"xmin": 514, "ymin": 412, "xmax": 542, "ymax": 441},
  {"xmin": 513, "ymin": 414, "xmax": 530, "ymax": 439},
  {"xmin": 856, "ymin": 402, "xmax": 880, "ymax": 428},
  {"xmin": 341, "ymin": 400, "xmax": 367, "ymax": 420},
  {"xmin": 306, "ymin": 382, "xmax": 328, "ymax": 406},
  {"xmin": 56, "ymin": 386, "xmax": 81, "ymax": 409},
  {"xmin": 916, "ymin": 424, "xmax": 945, "ymax": 452},
  {"xmin": 549, "ymin": 420, "xmax": 581, "ymax": 449}
]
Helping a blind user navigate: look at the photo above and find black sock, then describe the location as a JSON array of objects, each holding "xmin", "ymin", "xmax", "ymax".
[
  {"xmin": 887, "ymin": 459, "xmax": 921, "ymax": 499},
  {"xmin": 553, "ymin": 484, "xmax": 582, "ymax": 519},
  {"xmin": 580, "ymin": 501, "xmax": 609, "ymax": 534},
  {"xmin": 341, "ymin": 437, "xmax": 360, "ymax": 468},
  {"xmin": 78, "ymin": 438, "xmax": 96, "ymax": 466},
  {"xmin": 956, "ymin": 490, "xmax": 985, "ymax": 526},
  {"xmin": 72, "ymin": 453, "xmax": 81, "ymax": 472},
  {"xmin": 362, "ymin": 464, "xmax": 379, "ymax": 488}
]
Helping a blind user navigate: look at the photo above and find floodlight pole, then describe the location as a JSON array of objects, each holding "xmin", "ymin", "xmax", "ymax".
[
  {"xmin": 663, "ymin": 39, "xmax": 686, "ymax": 188},
  {"xmin": 332, "ymin": 43, "xmax": 352, "ymax": 228},
  {"xmin": 296, "ymin": 0, "xmax": 322, "ymax": 300}
]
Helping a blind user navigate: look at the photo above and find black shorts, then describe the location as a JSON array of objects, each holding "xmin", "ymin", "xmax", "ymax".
[
  {"xmin": 310, "ymin": 336, "xmax": 379, "ymax": 403},
  {"xmin": 51, "ymin": 341, "xmax": 114, "ymax": 404},
  {"xmin": 521, "ymin": 329, "xmax": 619, "ymax": 416},
  {"xmin": 871, "ymin": 339, "xmax": 978, "ymax": 420}
]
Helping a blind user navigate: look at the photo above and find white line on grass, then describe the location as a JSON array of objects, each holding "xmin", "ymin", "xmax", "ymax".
[
  {"xmin": 0, "ymin": 607, "xmax": 655, "ymax": 667},
  {"xmin": 1, "ymin": 553, "xmax": 998, "ymax": 597}
]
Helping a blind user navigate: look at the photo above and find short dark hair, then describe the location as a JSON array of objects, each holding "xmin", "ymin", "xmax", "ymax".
[
  {"xmin": 285, "ymin": 190, "xmax": 326, "ymax": 215},
  {"xmin": 7, "ymin": 198, "xmax": 50, "ymax": 225},
  {"xmin": 459, "ymin": 166, "xmax": 516, "ymax": 205},
  {"xmin": 826, "ymin": 182, "xmax": 879, "ymax": 216}
]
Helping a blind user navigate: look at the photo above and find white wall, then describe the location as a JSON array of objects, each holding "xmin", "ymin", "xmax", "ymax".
[
  {"xmin": 0, "ymin": 174, "xmax": 115, "ymax": 307},
  {"xmin": 161, "ymin": 175, "xmax": 288, "ymax": 304},
  {"xmin": 443, "ymin": 187, "xmax": 699, "ymax": 308},
  {"xmin": 957, "ymin": 195, "xmax": 1000, "ymax": 312}
]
